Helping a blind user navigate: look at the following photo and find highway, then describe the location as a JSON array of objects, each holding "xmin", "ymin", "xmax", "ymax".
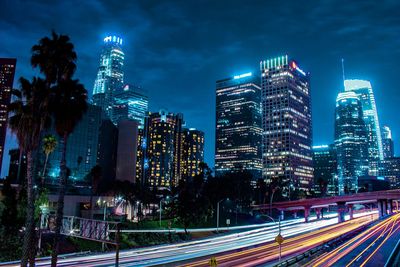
[
  {"xmin": 0, "ymin": 211, "xmax": 376, "ymax": 267},
  {"xmin": 308, "ymin": 212, "xmax": 400, "ymax": 267}
]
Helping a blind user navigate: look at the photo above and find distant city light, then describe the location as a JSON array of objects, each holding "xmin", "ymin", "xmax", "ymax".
[
  {"xmin": 313, "ymin": 145, "xmax": 329, "ymax": 149},
  {"xmin": 233, "ymin": 72, "xmax": 252, "ymax": 79}
]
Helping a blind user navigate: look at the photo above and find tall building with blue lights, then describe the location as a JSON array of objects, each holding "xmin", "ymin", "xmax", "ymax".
[
  {"xmin": 382, "ymin": 125, "xmax": 394, "ymax": 159},
  {"xmin": 112, "ymin": 84, "xmax": 148, "ymax": 126},
  {"xmin": 344, "ymin": 79, "xmax": 383, "ymax": 175},
  {"xmin": 45, "ymin": 104, "xmax": 103, "ymax": 185},
  {"xmin": 0, "ymin": 58, "xmax": 16, "ymax": 175},
  {"xmin": 260, "ymin": 55, "xmax": 313, "ymax": 196},
  {"xmin": 92, "ymin": 35, "xmax": 124, "ymax": 118},
  {"xmin": 215, "ymin": 72, "xmax": 263, "ymax": 180},
  {"xmin": 312, "ymin": 145, "xmax": 338, "ymax": 196},
  {"xmin": 335, "ymin": 91, "xmax": 369, "ymax": 194}
]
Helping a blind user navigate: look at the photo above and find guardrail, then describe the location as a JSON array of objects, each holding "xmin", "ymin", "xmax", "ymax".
[{"xmin": 385, "ymin": 238, "xmax": 400, "ymax": 267}]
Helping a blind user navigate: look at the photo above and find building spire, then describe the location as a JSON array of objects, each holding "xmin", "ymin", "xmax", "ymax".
[{"xmin": 341, "ymin": 58, "xmax": 345, "ymax": 89}]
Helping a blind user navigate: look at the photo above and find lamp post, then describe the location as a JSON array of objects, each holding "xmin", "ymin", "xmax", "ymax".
[
  {"xmin": 270, "ymin": 188, "xmax": 276, "ymax": 216},
  {"xmin": 217, "ymin": 198, "xmax": 229, "ymax": 232},
  {"xmin": 159, "ymin": 196, "xmax": 170, "ymax": 228},
  {"xmin": 264, "ymin": 214, "xmax": 282, "ymax": 262}
]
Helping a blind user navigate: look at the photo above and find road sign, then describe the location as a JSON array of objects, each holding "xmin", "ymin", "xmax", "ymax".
[
  {"xmin": 226, "ymin": 219, "xmax": 230, "ymax": 225},
  {"xmin": 275, "ymin": 234, "xmax": 284, "ymax": 244},
  {"xmin": 209, "ymin": 257, "xmax": 218, "ymax": 266}
]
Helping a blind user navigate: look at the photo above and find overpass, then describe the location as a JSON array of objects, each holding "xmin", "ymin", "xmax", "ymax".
[{"xmin": 253, "ymin": 189, "xmax": 400, "ymax": 223}]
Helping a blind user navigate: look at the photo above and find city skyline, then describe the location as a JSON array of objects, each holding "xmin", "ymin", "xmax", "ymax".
[{"xmin": 2, "ymin": 1, "xmax": 400, "ymax": 177}]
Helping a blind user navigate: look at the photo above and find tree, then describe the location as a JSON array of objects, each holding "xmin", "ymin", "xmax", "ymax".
[
  {"xmin": 85, "ymin": 165, "xmax": 102, "ymax": 219},
  {"xmin": 0, "ymin": 177, "xmax": 23, "ymax": 262},
  {"xmin": 50, "ymin": 79, "xmax": 87, "ymax": 265},
  {"xmin": 8, "ymin": 77, "xmax": 52, "ymax": 266},
  {"xmin": 41, "ymin": 134, "xmax": 57, "ymax": 185},
  {"xmin": 30, "ymin": 31, "xmax": 87, "ymax": 267},
  {"xmin": 170, "ymin": 179, "xmax": 211, "ymax": 233}
]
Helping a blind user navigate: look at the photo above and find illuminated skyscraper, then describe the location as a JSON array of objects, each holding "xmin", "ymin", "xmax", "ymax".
[
  {"xmin": 215, "ymin": 72, "xmax": 262, "ymax": 180},
  {"xmin": 344, "ymin": 79, "xmax": 383, "ymax": 174},
  {"xmin": 335, "ymin": 92, "xmax": 369, "ymax": 194},
  {"xmin": 312, "ymin": 145, "xmax": 338, "ymax": 196},
  {"xmin": 139, "ymin": 111, "xmax": 204, "ymax": 187},
  {"xmin": 112, "ymin": 84, "xmax": 148, "ymax": 126},
  {"xmin": 92, "ymin": 36, "xmax": 124, "ymax": 118},
  {"xmin": 0, "ymin": 58, "xmax": 16, "ymax": 175},
  {"xmin": 142, "ymin": 110, "xmax": 184, "ymax": 188},
  {"xmin": 382, "ymin": 125, "xmax": 394, "ymax": 158},
  {"xmin": 181, "ymin": 128, "xmax": 205, "ymax": 180},
  {"xmin": 260, "ymin": 56, "xmax": 313, "ymax": 195},
  {"xmin": 379, "ymin": 157, "xmax": 400, "ymax": 189}
]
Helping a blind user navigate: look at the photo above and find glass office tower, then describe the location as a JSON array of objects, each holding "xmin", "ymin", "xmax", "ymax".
[
  {"xmin": 335, "ymin": 92, "xmax": 369, "ymax": 194},
  {"xmin": 260, "ymin": 56, "xmax": 313, "ymax": 195},
  {"xmin": 0, "ymin": 58, "xmax": 16, "ymax": 175},
  {"xmin": 112, "ymin": 84, "xmax": 148, "ymax": 126},
  {"xmin": 382, "ymin": 125, "xmax": 394, "ymax": 158},
  {"xmin": 344, "ymin": 79, "xmax": 383, "ymax": 175},
  {"xmin": 312, "ymin": 145, "xmax": 338, "ymax": 196},
  {"xmin": 45, "ymin": 104, "xmax": 103, "ymax": 185},
  {"xmin": 215, "ymin": 72, "xmax": 262, "ymax": 180},
  {"xmin": 92, "ymin": 36, "xmax": 124, "ymax": 118}
]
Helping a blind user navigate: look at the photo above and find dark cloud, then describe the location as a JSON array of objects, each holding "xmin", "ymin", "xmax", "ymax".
[{"xmin": 1, "ymin": 0, "xmax": 400, "ymax": 176}]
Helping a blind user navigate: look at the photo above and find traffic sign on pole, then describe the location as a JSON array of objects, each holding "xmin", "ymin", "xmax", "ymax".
[{"xmin": 275, "ymin": 234, "xmax": 284, "ymax": 244}]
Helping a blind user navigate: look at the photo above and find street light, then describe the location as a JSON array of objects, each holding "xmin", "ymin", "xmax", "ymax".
[
  {"xmin": 270, "ymin": 188, "xmax": 278, "ymax": 216},
  {"xmin": 159, "ymin": 196, "xmax": 170, "ymax": 228},
  {"xmin": 263, "ymin": 214, "xmax": 282, "ymax": 262},
  {"xmin": 217, "ymin": 198, "xmax": 229, "ymax": 232}
]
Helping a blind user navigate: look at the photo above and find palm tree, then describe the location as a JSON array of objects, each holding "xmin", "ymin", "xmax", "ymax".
[
  {"xmin": 31, "ymin": 31, "xmax": 76, "ymax": 87},
  {"xmin": 41, "ymin": 135, "xmax": 57, "ymax": 185},
  {"xmin": 29, "ymin": 31, "xmax": 82, "ymax": 267},
  {"xmin": 50, "ymin": 79, "xmax": 87, "ymax": 266},
  {"xmin": 8, "ymin": 77, "xmax": 51, "ymax": 267}
]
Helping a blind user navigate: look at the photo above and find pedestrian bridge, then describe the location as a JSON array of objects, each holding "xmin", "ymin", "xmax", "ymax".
[{"xmin": 252, "ymin": 189, "xmax": 400, "ymax": 223}]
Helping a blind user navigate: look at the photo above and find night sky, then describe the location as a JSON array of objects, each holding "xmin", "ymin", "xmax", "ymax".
[{"xmin": 1, "ymin": 0, "xmax": 400, "ymax": 177}]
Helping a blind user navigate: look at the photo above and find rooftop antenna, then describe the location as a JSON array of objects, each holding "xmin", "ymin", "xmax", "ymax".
[{"xmin": 341, "ymin": 58, "xmax": 345, "ymax": 90}]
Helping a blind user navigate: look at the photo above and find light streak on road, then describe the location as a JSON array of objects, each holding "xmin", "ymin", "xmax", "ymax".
[
  {"xmin": 0, "ymin": 211, "xmax": 378, "ymax": 267},
  {"xmin": 184, "ymin": 212, "xmax": 378, "ymax": 267},
  {"xmin": 309, "ymin": 212, "xmax": 400, "ymax": 267}
]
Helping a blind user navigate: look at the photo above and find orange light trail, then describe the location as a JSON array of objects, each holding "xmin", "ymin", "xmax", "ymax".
[{"xmin": 182, "ymin": 214, "xmax": 377, "ymax": 267}]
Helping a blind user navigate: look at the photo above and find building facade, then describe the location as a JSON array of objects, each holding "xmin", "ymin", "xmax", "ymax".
[
  {"xmin": 382, "ymin": 125, "xmax": 394, "ymax": 159},
  {"xmin": 142, "ymin": 110, "xmax": 184, "ymax": 188},
  {"xmin": 260, "ymin": 56, "xmax": 313, "ymax": 195},
  {"xmin": 335, "ymin": 91, "xmax": 369, "ymax": 194},
  {"xmin": 112, "ymin": 84, "xmax": 148, "ymax": 126},
  {"xmin": 0, "ymin": 58, "xmax": 16, "ymax": 175},
  {"xmin": 215, "ymin": 72, "xmax": 262, "ymax": 180},
  {"xmin": 92, "ymin": 36, "xmax": 124, "ymax": 119},
  {"xmin": 344, "ymin": 79, "xmax": 383, "ymax": 175},
  {"xmin": 379, "ymin": 157, "xmax": 400, "ymax": 189},
  {"xmin": 45, "ymin": 104, "xmax": 103, "ymax": 185},
  {"xmin": 181, "ymin": 128, "xmax": 205, "ymax": 180},
  {"xmin": 312, "ymin": 145, "xmax": 338, "ymax": 196},
  {"xmin": 116, "ymin": 120, "xmax": 139, "ymax": 183},
  {"xmin": 8, "ymin": 148, "xmax": 26, "ymax": 183}
]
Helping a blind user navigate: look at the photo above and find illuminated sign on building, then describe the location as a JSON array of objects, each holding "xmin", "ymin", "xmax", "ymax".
[
  {"xmin": 233, "ymin": 72, "xmax": 252, "ymax": 79},
  {"xmin": 104, "ymin": 35, "xmax": 123, "ymax": 45},
  {"xmin": 291, "ymin": 61, "xmax": 306, "ymax": 76}
]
